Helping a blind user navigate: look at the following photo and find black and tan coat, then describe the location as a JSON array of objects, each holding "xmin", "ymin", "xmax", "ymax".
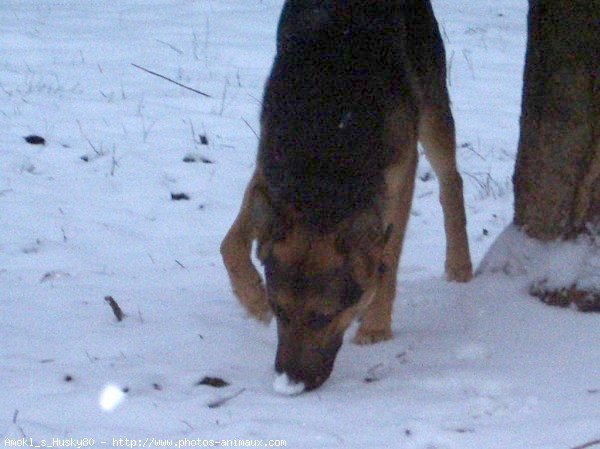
[{"xmin": 221, "ymin": 0, "xmax": 472, "ymax": 392}]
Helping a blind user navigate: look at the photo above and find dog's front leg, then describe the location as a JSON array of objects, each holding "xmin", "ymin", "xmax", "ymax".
[{"xmin": 221, "ymin": 170, "xmax": 272, "ymax": 323}]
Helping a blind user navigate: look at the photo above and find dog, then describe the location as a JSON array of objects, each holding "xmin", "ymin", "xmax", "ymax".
[{"xmin": 221, "ymin": 0, "xmax": 473, "ymax": 393}]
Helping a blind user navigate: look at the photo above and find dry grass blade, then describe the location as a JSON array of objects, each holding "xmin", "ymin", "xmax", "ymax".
[
  {"xmin": 572, "ymin": 440, "xmax": 600, "ymax": 449},
  {"xmin": 207, "ymin": 388, "xmax": 245, "ymax": 409},
  {"xmin": 131, "ymin": 63, "xmax": 212, "ymax": 98}
]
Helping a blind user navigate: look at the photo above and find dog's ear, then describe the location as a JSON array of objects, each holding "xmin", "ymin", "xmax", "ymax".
[
  {"xmin": 252, "ymin": 186, "xmax": 273, "ymax": 261},
  {"xmin": 251, "ymin": 185, "xmax": 273, "ymax": 235},
  {"xmin": 252, "ymin": 186, "xmax": 290, "ymax": 262}
]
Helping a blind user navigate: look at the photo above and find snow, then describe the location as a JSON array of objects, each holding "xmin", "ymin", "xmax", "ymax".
[
  {"xmin": 480, "ymin": 224, "xmax": 600, "ymax": 291},
  {"xmin": 0, "ymin": 1, "xmax": 598, "ymax": 448},
  {"xmin": 272, "ymin": 374, "xmax": 305, "ymax": 397},
  {"xmin": 99, "ymin": 385, "xmax": 126, "ymax": 412}
]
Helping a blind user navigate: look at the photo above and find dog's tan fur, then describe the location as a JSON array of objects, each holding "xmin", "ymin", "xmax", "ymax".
[{"xmin": 221, "ymin": 0, "xmax": 472, "ymax": 391}]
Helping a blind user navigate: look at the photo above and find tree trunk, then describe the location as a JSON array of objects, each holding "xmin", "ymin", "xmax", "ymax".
[
  {"xmin": 490, "ymin": 0, "xmax": 599, "ymax": 311},
  {"xmin": 514, "ymin": 0, "xmax": 599, "ymax": 239}
]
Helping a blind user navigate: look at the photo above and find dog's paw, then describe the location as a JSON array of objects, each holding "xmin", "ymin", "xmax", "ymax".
[
  {"xmin": 353, "ymin": 328, "xmax": 393, "ymax": 345},
  {"xmin": 445, "ymin": 263, "xmax": 473, "ymax": 283}
]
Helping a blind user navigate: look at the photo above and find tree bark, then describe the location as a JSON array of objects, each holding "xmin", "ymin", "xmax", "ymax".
[
  {"xmin": 511, "ymin": 0, "xmax": 599, "ymax": 311},
  {"xmin": 514, "ymin": 0, "xmax": 599, "ymax": 239}
]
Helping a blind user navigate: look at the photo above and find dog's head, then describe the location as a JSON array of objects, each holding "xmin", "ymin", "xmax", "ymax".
[{"xmin": 253, "ymin": 189, "xmax": 389, "ymax": 392}]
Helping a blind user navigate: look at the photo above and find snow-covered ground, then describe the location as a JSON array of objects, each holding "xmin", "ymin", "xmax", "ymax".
[{"xmin": 1, "ymin": 1, "xmax": 598, "ymax": 448}]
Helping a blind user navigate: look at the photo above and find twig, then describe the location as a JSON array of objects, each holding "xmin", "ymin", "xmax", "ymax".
[
  {"xmin": 203, "ymin": 17, "xmax": 210, "ymax": 67},
  {"xmin": 447, "ymin": 50, "xmax": 455, "ymax": 87},
  {"xmin": 181, "ymin": 420, "xmax": 194, "ymax": 431},
  {"xmin": 207, "ymin": 388, "xmax": 245, "ymax": 409},
  {"xmin": 141, "ymin": 115, "xmax": 157, "ymax": 143},
  {"xmin": 131, "ymin": 63, "xmax": 211, "ymax": 98},
  {"xmin": 110, "ymin": 145, "xmax": 119, "ymax": 176},
  {"xmin": 104, "ymin": 296, "xmax": 125, "ymax": 322},
  {"xmin": 462, "ymin": 49, "xmax": 475, "ymax": 79},
  {"xmin": 219, "ymin": 78, "xmax": 229, "ymax": 116},
  {"xmin": 440, "ymin": 22, "xmax": 450, "ymax": 44},
  {"xmin": 192, "ymin": 31, "xmax": 201, "ymax": 61},
  {"xmin": 13, "ymin": 410, "xmax": 27, "ymax": 439},
  {"xmin": 155, "ymin": 39, "xmax": 183, "ymax": 55},
  {"xmin": 460, "ymin": 141, "xmax": 485, "ymax": 161},
  {"xmin": 364, "ymin": 363, "xmax": 384, "ymax": 383},
  {"xmin": 572, "ymin": 439, "xmax": 600, "ymax": 449},
  {"xmin": 242, "ymin": 117, "xmax": 259, "ymax": 140},
  {"xmin": 77, "ymin": 120, "xmax": 103, "ymax": 155}
]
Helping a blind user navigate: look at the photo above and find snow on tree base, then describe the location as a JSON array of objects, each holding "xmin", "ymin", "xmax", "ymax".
[{"xmin": 478, "ymin": 224, "xmax": 600, "ymax": 312}]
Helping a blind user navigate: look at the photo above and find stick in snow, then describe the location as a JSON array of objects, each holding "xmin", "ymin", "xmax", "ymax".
[
  {"xmin": 242, "ymin": 117, "xmax": 259, "ymax": 140},
  {"xmin": 13, "ymin": 410, "xmax": 28, "ymax": 439},
  {"xmin": 207, "ymin": 388, "xmax": 245, "ymax": 409},
  {"xmin": 131, "ymin": 63, "xmax": 212, "ymax": 98},
  {"xmin": 104, "ymin": 296, "xmax": 125, "ymax": 322},
  {"xmin": 572, "ymin": 440, "xmax": 600, "ymax": 449}
]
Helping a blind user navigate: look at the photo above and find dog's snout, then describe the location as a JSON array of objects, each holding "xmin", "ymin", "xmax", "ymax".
[
  {"xmin": 274, "ymin": 331, "xmax": 343, "ymax": 393},
  {"xmin": 274, "ymin": 366, "xmax": 329, "ymax": 393}
]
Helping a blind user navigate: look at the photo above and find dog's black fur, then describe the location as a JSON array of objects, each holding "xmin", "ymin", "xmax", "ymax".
[{"xmin": 259, "ymin": 1, "xmax": 418, "ymax": 232}]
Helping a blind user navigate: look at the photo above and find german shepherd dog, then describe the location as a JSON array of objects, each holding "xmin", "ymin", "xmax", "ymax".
[{"xmin": 221, "ymin": 0, "xmax": 472, "ymax": 393}]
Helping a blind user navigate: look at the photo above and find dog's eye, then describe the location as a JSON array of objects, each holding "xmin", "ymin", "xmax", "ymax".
[
  {"xmin": 340, "ymin": 276, "xmax": 363, "ymax": 309},
  {"xmin": 306, "ymin": 312, "xmax": 332, "ymax": 331}
]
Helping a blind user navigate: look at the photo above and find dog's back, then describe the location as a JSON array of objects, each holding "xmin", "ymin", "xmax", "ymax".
[{"xmin": 260, "ymin": 1, "xmax": 416, "ymax": 231}]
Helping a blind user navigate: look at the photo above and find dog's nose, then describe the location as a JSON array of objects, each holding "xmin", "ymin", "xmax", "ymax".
[
  {"xmin": 273, "ymin": 333, "xmax": 343, "ymax": 393},
  {"xmin": 273, "ymin": 363, "xmax": 331, "ymax": 394}
]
